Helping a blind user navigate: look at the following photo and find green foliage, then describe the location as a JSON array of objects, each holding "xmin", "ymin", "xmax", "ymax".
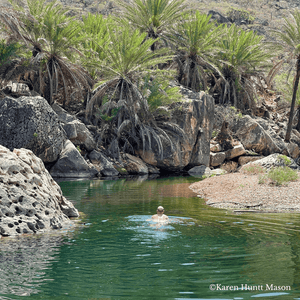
[
  {"xmin": 117, "ymin": 0, "xmax": 187, "ymax": 49},
  {"xmin": 76, "ymin": 145, "xmax": 81, "ymax": 153},
  {"xmin": 268, "ymin": 166, "xmax": 298, "ymax": 186},
  {"xmin": 80, "ymin": 13, "xmax": 112, "ymax": 79},
  {"xmin": 218, "ymin": 24, "xmax": 270, "ymax": 76},
  {"xmin": 0, "ymin": 40, "xmax": 20, "ymax": 66},
  {"xmin": 141, "ymin": 75, "xmax": 181, "ymax": 110},
  {"xmin": 175, "ymin": 11, "xmax": 223, "ymax": 91},
  {"xmin": 271, "ymin": 9, "xmax": 300, "ymax": 141},
  {"xmin": 86, "ymin": 26, "xmax": 173, "ymax": 119},
  {"xmin": 272, "ymin": 9, "xmax": 300, "ymax": 56},
  {"xmin": 33, "ymin": 132, "xmax": 38, "ymax": 138},
  {"xmin": 211, "ymin": 130, "xmax": 218, "ymax": 138},
  {"xmin": 217, "ymin": 24, "xmax": 271, "ymax": 110},
  {"xmin": 277, "ymin": 154, "xmax": 291, "ymax": 166},
  {"xmin": 0, "ymin": 0, "xmax": 92, "ymax": 106},
  {"xmin": 99, "ymin": 107, "xmax": 121, "ymax": 122}
]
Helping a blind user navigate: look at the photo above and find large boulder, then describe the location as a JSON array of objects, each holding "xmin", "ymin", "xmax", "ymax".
[
  {"xmin": 0, "ymin": 96, "xmax": 66, "ymax": 162},
  {"xmin": 52, "ymin": 104, "xmax": 96, "ymax": 151},
  {"xmin": 88, "ymin": 150, "xmax": 119, "ymax": 177},
  {"xmin": 50, "ymin": 140, "xmax": 98, "ymax": 178},
  {"xmin": 241, "ymin": 153, "xmax": 299, "ymax": 171},
  {"xmin": 231, "ymin": 115, "xmax": 281, "ymax": 155},
  {"xmin": 0, "ymin": 145, "xmax": 79, "ymax": 237},
  {"xmin": 137, "ymin": 91, "xmax": 214, "ymax": 171},
  {"xmin": 123, "ymin": 154, "xmax": 148, "ymax": 175},
  {"xmin": 188, "ymin": 165, "xmax": 212, "ymax": 177}
]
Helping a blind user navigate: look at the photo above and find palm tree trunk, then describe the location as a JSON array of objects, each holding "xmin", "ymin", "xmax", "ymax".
[
  {"xmin": 296, "ymin": 106, "xmax": 300, "ymax": 131},
  {"xmin": 285, "ymin": 56, "xmax": 300, "ymax": 142}
]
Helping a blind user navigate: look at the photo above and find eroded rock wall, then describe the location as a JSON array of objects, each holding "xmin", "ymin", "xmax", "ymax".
[
  {"xmin": 138, "ymin": 91, "xmax": 214, "ymax": 171},
  {"xmin": 0, "ymin": 145, "xmax": 79, "ymax": 237}
]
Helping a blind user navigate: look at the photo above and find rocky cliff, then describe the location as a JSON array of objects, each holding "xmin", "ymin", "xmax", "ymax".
[{"xmin": 0, "ymin": 145, "xmax": 79, "ymax": 237}]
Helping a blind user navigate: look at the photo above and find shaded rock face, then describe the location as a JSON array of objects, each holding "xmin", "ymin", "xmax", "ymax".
[
  {"xmin": 123, "ymin": 154, "xmax": 148, "ymax": 175},
  {"xmin": 52, "ymin": 104, "xmax": 96, "ymax": 151},
  {"xmin": 88, "ymin": 150, "xmax": 119, "ymax": 177},
  {"xmin": 50, "ymin": 140, "xmax": 98, "ymax": 178},
  {"xmin": 138, "ymin": 92, "xmax": 214, "ymax": 171},
  {"xmin": 0, "ymin": 96, "xmax": 66, "ymax": 163},
  {"xmin": 0, "ymin": 145, "xmax": 79, "ymax": 237},
  {"xmin": 232, "ymin": 115, "xmax": 281, "ymax": 155}
]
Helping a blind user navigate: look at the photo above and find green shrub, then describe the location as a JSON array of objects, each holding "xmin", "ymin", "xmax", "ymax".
[
  {"xmin": 268, "ymin": 166, "xmax": 298, "ymax": 186},
  {"xmin": 258, "ymin": 174, "xmax": 268, "ymax": 184},
  {"xmin": 141, "ymin": 75, "xmax": 181, "ymax": 111},
  {"xmin": 211, "ymin": 130, "xmax": 218, "ymax": 138},
  {"xmin": 277, "ymin": 154, "xmax": 291, "ymax": 166}
]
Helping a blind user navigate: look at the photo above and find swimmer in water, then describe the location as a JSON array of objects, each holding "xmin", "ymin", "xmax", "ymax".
[{"xmin": 151, "ymin": 206, "xmax": 169, "ymax": 222}]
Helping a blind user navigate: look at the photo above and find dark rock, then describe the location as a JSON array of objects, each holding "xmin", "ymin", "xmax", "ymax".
[
  {"xmin": 88, "ymin": 150, "xmax": 119, "ymax": 177},
  {"xmin": 50, "ymin": 140, "xmax": 98, "ymax": 178},
  {"xmin": 208, "ymin": 10, "xmax": 230, "ymax": 24},
  {"xmin": 52, "ymin": 104, "xmax": 96, "ymax": 151},
  {"xmin": 137, "ymin": 91, "xmax": 214, "ymax": 170},
  {"xmin": 0, "ymin": 96, "xmax": 66, "ymax": 163},
  {"xmin": 123, "ymin": 154, "xmax": 148, "ymax": 175},
  {"xmin": 210, "ymin": 152, "xmax": 226, "ymax": 167},
  {"xmin": 215, "ymin": 121, "xmax": 234, "ymax": 151}
]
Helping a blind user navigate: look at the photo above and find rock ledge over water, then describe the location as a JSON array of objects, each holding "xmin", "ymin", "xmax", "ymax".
[{"xmin": 0, "ymin": 145, "xmax": 79, "ymax": 237}]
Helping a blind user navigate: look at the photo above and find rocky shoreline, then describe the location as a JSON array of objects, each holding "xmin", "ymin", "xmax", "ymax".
[{"xmin": 189, "ymin": 154, "xmax": 300, "ymax": 213}]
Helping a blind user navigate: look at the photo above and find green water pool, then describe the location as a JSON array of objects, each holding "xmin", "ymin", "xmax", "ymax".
[{"xmin": 1, "ymin": 175, "xmax": 300, "ymax": 300}]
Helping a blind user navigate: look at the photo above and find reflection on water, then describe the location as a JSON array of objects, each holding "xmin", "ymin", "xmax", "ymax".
[
  {"xmin": 0, "ymin": 235, "xmax": 64, "ymax": 298},
  {"xmin": 1, "ymin": 176, "xmax": 300, "ymax": 299}
]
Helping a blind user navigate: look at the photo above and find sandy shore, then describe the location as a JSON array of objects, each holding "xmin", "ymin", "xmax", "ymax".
[{"xmin": 189, "ymin": 172, "xmax": 300, "ymax": 213}]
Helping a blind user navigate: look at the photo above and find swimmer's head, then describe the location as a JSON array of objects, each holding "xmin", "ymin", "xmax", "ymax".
[{"xmin": 157, "ymin": 206, "xmax": 164, "ymax": 212}]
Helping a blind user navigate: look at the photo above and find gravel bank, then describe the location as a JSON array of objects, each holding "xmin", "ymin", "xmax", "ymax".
[{"xmin": 189, "ymin": 172, "xmax": 300, "ymax": 212}]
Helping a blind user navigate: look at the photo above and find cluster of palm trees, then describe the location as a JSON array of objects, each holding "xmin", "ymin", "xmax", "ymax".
[{"xmin": 0, "ymin": 0, "xmax": 300, "ymax": 153}]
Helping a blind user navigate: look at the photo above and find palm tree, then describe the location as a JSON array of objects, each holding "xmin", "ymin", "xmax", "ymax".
[
  {"xmin": 85, "ymin": 26, "xmax": 175, "ymax": 157},
  {"xmin": 272, "ymin": 9, "xmax": 300, "ymax": 142},
  {"xmin": 174, "ymin": 11, "xmax": 225, "ymax": 92},
  {"xmin": 0, "ymin": 39, "xmax": 38, "ymax": 91},
  {"xmin": 0, "ymin": 39, "xmax": 20, "ymax": 67},
  {"xmin": 117, "ymin": 0, "xmax": 187, "ymax": 51},
  {"xmin": 216, "ymin": 24, "xmax": 271, "ymax": 111},
  {"xmin": 0, "ymin": 0, "xmax": 93, "ymax": 107},
  {"xmin": 79, "ymin": 13, "xmax": 112, "ymax": 81}
]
